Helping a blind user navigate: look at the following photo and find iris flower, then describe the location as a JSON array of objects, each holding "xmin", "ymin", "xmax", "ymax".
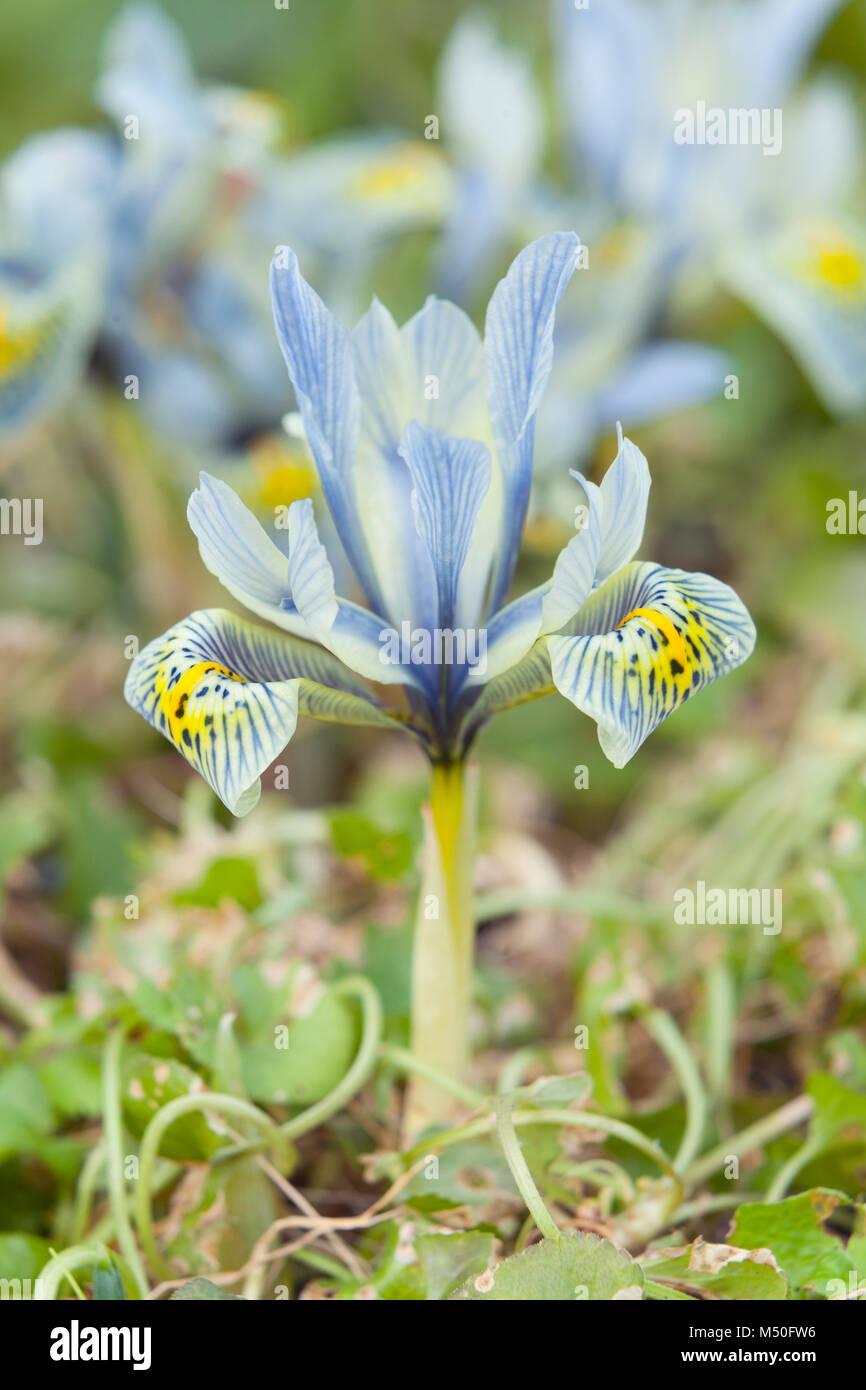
[
  {"xmin": 0, "ymin": 2, "xmax": 453, "ymax": 446},
  {"xmin": 0, "ymin": 129, "xmax": 110, "ymax": 438},
  {"xmin": 555, "ymin": 0, "xmax": 866, "ymax": 415},
  {"xmin": 432, "ymin": 15, "xmax": 732, "ymax": 485},
  {"xmin": 125, "ymin": 231, "xmax": 755, "ymax": 1125}
]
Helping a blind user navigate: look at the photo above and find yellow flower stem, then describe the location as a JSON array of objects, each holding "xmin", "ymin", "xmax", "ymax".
[{"xmin": 404, "ymin": 760, "xmax": 480, "ymax": 1138}]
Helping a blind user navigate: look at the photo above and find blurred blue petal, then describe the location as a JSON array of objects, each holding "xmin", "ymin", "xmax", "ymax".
[{"xmin": 595, "ymin": 343, "xmax": 728, "ymax": 434}]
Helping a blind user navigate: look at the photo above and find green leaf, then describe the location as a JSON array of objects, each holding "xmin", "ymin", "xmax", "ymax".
[
  {"xmin": 0, "ymin": 1232, "xmax": 52, "ymax": 1282},
  {"xmin": 400, "ymin": 1135, "xmax": 515, "ymax": 1215},
  {"xmin": 38, "ymin": 1052, "xmax": 102, "ymax": 1120},
  {"xmin": 58, "ymin": 771, "xmax": 139, "ymax": 916},
  {"xmin": 331, "ymin": 1223, "xmax": 494, "ymax": 1301},
  {"xmin": 0, "ymin": 796, "xmax": 52, "ymax": 909},
  {"xmin": 524, "ymin": 1073, "xmax": 594, "ymax": 1108},
  {"xmin": 122, "ymin": 1056, "xmax": 223, "ymax": 1160},
  {"xmin": 416, "ymin": 1232, "xmax": 496, "ymax": 1301},
  {"xmin": 728, "ymin": 1189, "xmax": 852, "ymax": 1289},
  {"xmin": 450, "ymin": 1232, "xmax": 645, "ymax": 1301},
  {"xmin": 170, "ymin": 1278, "xmax": 245, "ymax": 1301},
  {"xmin": 234, "ymin": 977, "xmax": 359, "ymax": 1107},
  {"xmin": 361, "ymin": 921, "xmax": 412, "ymax": 1022},
  {"xmin": 641, "ymin": 1239, "xmax": 788, "ymax": 1300},
  {"xmin": 403, "ymin": 1194, "xmax": 465, "ymax": 1216},
  {"xmin": 0, "ymin": 1063, "xmax": 54, "ymax": 1161},
  {"xmin": 806, "ymin": 1072, "xmax": 866, "ymax": 1149},
  {"xmin": 174, "ymin": 856, "xmax": 262, "ymax": 912},
  {"xmin": 330, "ymin": 810, "xmax": 413, "ymax": 881}
]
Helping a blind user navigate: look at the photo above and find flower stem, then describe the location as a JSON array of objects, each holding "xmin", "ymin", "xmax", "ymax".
[
  {"xmin": 496, "ymin": 1093, "xmax": 560, "ymax": 1240},
  {"xmin": 639, "ymin": 1007, "xmax": 708, "ymax": 1173},
  {"xmin": 683, "ymin": 1094, "xmax": 813, "ymax": 1188},
  {"xmin": 102, "ymin": 1029, "xmax": 149, "ymax": 1298},
  {"xmin": 136, "ymin": 1092, "xmax": 291, "ymax": 1280},
  {"xmin": 402, "ymin": 1106, "xmax": 680, "ymax": 1182},
  {"xmin": 404, "ymin": 760, "xmax": 480, "ymax": 1137}
]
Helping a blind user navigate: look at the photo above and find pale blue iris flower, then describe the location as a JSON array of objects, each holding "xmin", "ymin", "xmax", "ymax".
[
  {"xmin": 0, "ymin": 4, "xmax": 286, "ymax": 444},
  {"xmin": 125, "ymin": 233, "xmax": 755, "ymax": 815},
  {"xmin": 0, "ymin": 3, "xmax": 453, "ymax": 445},
  {"xmin": 0, "ymin": 129, "xmax": 112, "ymax": 436},
  {"xmin": 555, "ymin": 0, "xmax": 866, "ymax": 414},
  {"xmin": 433, "ymin": 15, "xmax": 733, "ymax": 478}
]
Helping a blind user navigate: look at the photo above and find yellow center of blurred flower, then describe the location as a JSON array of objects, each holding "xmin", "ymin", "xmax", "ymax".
[
  {"xmin": 250, "ymin": 436, "xmax": 317, "ymax": 510},
  {"xmin": 595, "ymin": 222, "xmax": 636, "ymax": 271},
  {"xmin": 0, "ymin": 304, "xmax": 42, "ymax": 375},
  {"xmin": 351, "ymin": 143, "xmax": 435, "ymax": 199},
  {"xmin": 817, "ymin": 245, "xmax": 863, "ymax": 289}
]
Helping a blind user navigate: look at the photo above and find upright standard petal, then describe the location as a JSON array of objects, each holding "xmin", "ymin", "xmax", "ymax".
[
  {"xmin": 348, "ymin": 294, "xmax": 487, "ymax": 633},
  {"xmin": 548, "ymin": 562, "xmax": 756, "ymax": 767},
  {"xmin": 398, "ymin": 420, "xmax": 491, "ymax": 630},
  {"xmin": 571, "ymin": 426, "xmax": 651, "ymax": 584},
  {"xmin": 484, "ymin": 231, "xmax": 581, "ymax": 609},
  {"xmin": 96, "ymin": 2, "xmax": 203, "ymax": 141},
  {"xmin": 269, "ymin": 248, "xmax": 384, "ymax": 612},
  {"xmin": 124, "ymin": 608, "xmax": 400, "ymax": 816}
]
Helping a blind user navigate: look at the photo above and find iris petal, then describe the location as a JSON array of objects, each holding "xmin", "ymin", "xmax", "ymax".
[
  {"xmin": 188, "ymin": 473, "xmax": 421, "ymax": 689},
  {"xmin": 548, "ymin": 561, "xmax": 756, "ymax": 767},
  {"xmin": 349, "ymin": 294, "xmax": 489, "ymax": 632},
  {"xmin": 570, "ymin": 426, "xmax": 651, "ymax": 584},
  {"xmin": 458, "ymin": 561, "xmax": 755, "ymax": 762},
  {"xmin": 188, "ymin": 471, "xmax": 310, "ymax": 636},
  {"xmin": 484, "ymin": 230, "xmax": 581, "ymax": 609},
  {"xmin": 124, "ymin": 608, "xmax": 401, "ymax": 816},
  {"xmin": 269, "ymin": 247, "xmax": 384, "ymax": 612},
  {"xmin": 0, "ymin": 269, "xmax": 100, "ymax": 435},
  {"xmin": 398, "ymin": 420, "xmax": 492, "ymax": 629}
]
